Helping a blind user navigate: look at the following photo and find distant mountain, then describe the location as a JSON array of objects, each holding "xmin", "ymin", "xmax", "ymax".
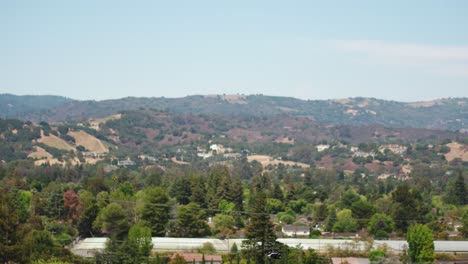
[
  {"xmin": 0, "ymin": 94, "xmax": 74, "ymax": 119},
  {"xmin": 2, "ymin": 94, "xmax": 467, "ymax": 131}
]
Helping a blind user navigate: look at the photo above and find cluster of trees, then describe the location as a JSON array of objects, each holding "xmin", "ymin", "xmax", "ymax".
[{"xmin": 0, "ymin": 141, "xmax": 467, "ymax": 263}]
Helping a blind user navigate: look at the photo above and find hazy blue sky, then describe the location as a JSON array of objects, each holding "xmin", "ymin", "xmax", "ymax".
[{"xmin": 1, "ymin": 0, "xmax": 467, "ymax": 101}]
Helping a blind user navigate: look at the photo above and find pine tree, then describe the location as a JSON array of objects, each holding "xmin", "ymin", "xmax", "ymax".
[
  {"xmin": 242, "ymin": 191, "xmax": 282, "ymax": 264},
  {"xmin": 139, "ymin": 187, "xmax": 170, "ymax": 236},
  {"xmin": 453, "ymin": 171, "xmax": 467, "ymax": 205}
]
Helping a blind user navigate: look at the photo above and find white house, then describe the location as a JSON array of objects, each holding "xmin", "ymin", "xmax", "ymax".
[
  {"xmin": 210, "ymin": 144, "xmax": 219, "ymax": 152},
  {"xmin": 316, "ymin": 144, "xmax": 330, "ymax": 152},
  {"xmin": 282, "ymin": 225, "xmax": 310, "ymax": 237}
]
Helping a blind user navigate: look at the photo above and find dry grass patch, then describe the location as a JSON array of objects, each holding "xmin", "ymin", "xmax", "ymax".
[
  {"xmin": 28, "ymin": 146, "xmax": 53, "ymax": 160},
  {"xmin": 444, "ymin": 142, "xmax": 468, "ymax": 162},
  {"xmin": 89, "ymin": 114, "xmax": 122, "ymax": 130},
  {"xmin": 171, "ymin": 157, "xmax": 190, "ymax": 165},
  {"xmin": 247, "ymin": 155, "xmax": 310, "ymax": 168},
  {"xmin": 68, "ymin": 130, "xmax": 108, "ymax": 153},
  {"xmin": 37, "ymin": 130, "xmax": 74, "ymax": 151}
]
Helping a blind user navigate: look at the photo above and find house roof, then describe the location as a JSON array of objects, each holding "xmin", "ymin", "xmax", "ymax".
[
  {"xmin": 172, "ymin": 253, "xmax": 222, "ymax": 262},
  {"xmin": 282, "ymin": 225, "xmax": 310, "ymax": 232},
  {"xmin": 331, "ymin": 257, "xmax": 370, "ymax": 264}
]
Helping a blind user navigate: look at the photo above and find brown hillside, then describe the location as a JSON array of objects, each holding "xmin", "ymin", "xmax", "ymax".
[{"xmin": 68, "ymin": 130, "xmax": 108, "ymax": 153}]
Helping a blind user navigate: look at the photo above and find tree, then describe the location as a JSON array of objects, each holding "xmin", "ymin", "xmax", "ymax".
[
  {"xmin": 213, "ymin": 213, "xmax": 236, "ymax": 238},
  {"xmin": 96, "ymin": 224, "xmax": 152, "ymax": 264},
  {"xmin": 444, "ymin": 171, "xmax": 467, "ymax": 205},
  {"xmin": 242, "ymin": 191, "xmax": 283, "ymax": 264},
  {"xmin": 63, "ymin": 189, "xmax": 82, "ymax": 223},
  {"xmin": 94, "ymin": 202, "xmax": 129, "ymax": 239},
  {"xmin": 120, "ymin": 224, "xmax": 153, "ymax": 263},
  {"xmin": 341, "ymin": 189, "xmax": 360, "ymax": 208},
  {"xmin": 368, "ymin": 213, "xmax": 394, "ymax": 239},
  {"xmin": 325, "ymin": 207, "xmax": 337, "ymax": 232},
  {"xmin": 391, "ymin": 184, "xmax": 428, "ymax": 233},
  {"xmin": 170, "ymin": 177, "xmax": 192, "ymax": 205},
  {"xmin": 351, "ymin": 199, "xmax": 376, "ymax": 229},
  {"xmin": 0, "ymin": 190, "xmax": 24, "ymax": 263},
  {"xmin": 139, "ymin": 187, "xmax": 170, "ymax": 236},
  {"xmin": 406, "ymin": 224, "xmax": 434, "ymax": 264},
  {"xmin": 332, "ymin": 209, "xmax": 358, "ymax": 233},
  {"xmin": 77, "ymin": 190, "xmax": 98, "ymax": 237},
  {"xmin": 23, "ymin": 230, "xmax": 59, "ymax": 261},
  {"xmin": 459, "ymin": 210, "xmax": 468, "ymax": 238},
  {"xmin": 170, "ymin": 202, "xmax": 210, "ymax": 237}
]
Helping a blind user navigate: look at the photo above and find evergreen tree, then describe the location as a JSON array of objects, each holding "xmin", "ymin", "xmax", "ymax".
[
  {"xmin": 453, "ymin": 171, "xmax": 467, "ymax": 205},
  {"xmin": 391, "ymin": 184, "xmax": 428, "ymax": 233},
  {"xmin": 170, "ymin": 202, "xmax": 211, "ymax": 237},
  {"xmin": 447, "ymin": 171, "xmax": 467, "ymax": 205},
  {"xmin": 139, "ymin": 187, "xmax": 170, "ymax": 236},
  {"xmin": 170, "ymin": 176, "xmax": 192, "ymax": 205},
  {"xmin": 230, "ymin": 175, "xmax": 244, "ymax": 210},
  {"xmin": 272, "ymin": 183, "xmax": 284, "ymax": 201},
  {"xmin": 460, "ymin": 210, "xmax": 468, "ymax": 238},
  {"xmin": 242, "ymin": 191, "xmax": 283, "ymax": 264},
  {"xmin": 77, "ymin": 190, "xmax": 99, "ymax": 237},
  {"xmin": 94, "ymin": 202, "xmax": 129, "ymax": 239},
  {"xmin": 190, "ymin": 175, "xmax": 207, "ymax": 208}
]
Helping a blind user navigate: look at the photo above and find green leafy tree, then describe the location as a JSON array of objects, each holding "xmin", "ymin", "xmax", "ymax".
[
  {"xmin": 391, "ymin": 184, "xmax": 428, "ymax": 233},
  {"xmin": 94, "ymin": 202, "xmax": 129, "ymax": 239},
  {"xmin": 325, "ymin": 207, "xmax": 337, "ymax": 232},
  {"xmin": 460, "ymin": 210, "xmax": 468, "ymax": 238},
  {"xmin": 139, "ymin": 187, "xmax": 170, "ymax": 236},
  {"xmin": 170, "ymin": 202, "xmax": 211, "ymax": 237},
  {"xmin": 23, "ymin": 230, "xmax": 59, "ymax": 262},
  {"xmin": 332, "ymin": 209, "xmax": 358, "ymax": 233},
  {"xmin": 351, "ymin": 199, "xmax": 375, "ymax": 228},
  {"xmin": 341, "ymin": 189, "xmax": 361, "ymax": 208},
  {"xmin": 120, "ymin": 224, "xmax": 153, "ymax": 263},
  {"xmin": 77, "ymin": 190, "xmax": 98, "ymax": 237},
  {"xmin": 266, "ymin": 198, "xmax": 285, "ymax": 214},
  {"xmin": 368, "ymin": 213, "xmax": 394, "ymax": 239},
  {"xmin": 406, "ymin": 224, "xmax": 434, "ymax": 264}
]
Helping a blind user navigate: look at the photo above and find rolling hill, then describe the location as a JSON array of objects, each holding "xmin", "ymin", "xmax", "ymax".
[{"xmin": 1, "ymin": 94, "xmax": 467, "ymax": 131}]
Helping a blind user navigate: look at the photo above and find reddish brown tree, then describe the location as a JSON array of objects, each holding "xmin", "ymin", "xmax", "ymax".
[{"xmin": 63, "ymin": 189, "xmax": 82, "ymax": 222}]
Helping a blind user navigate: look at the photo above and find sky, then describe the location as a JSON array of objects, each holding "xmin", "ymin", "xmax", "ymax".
[{"xmin": 1, "ymin": 0, "xmax": 468, "ymax": 102}]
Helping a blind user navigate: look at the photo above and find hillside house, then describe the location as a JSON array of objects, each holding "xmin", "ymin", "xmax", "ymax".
[
  {"xmin": 316, "ymin": 144, "xmax": 330, "ymax": 152},
  {"xmin": 197, "ymin": 153, "xmax": 212, "ymax": 159},
  {"xmin": 210, "ymin": 144, "xmax": 219, "ymax": 152},
  {"xmin": 282, "ymin": 225, "xmax": 310, "ymax": 237},
  {"xmin": 138, "ymin": 154, "xmax": 157, "ymax": 162},
  {"xmin": 117, "ymin": 158, "xmax": 135, "ymax": 166},
  {"xmin": 379, "ymin": 144, "xmax": 407, "ymax": 155},
  {"xmin": 352, "ymin": 151, "xmax": 375, "ymax": 158}
]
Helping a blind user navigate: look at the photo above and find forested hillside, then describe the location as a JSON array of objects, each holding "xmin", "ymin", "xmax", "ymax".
[
  {"xmin": 0, "ymin": 96, "xmax": 467, "ymax": 263},
  {"xmin": 2, "ymin": 94, "xmax": 467, "ymax": 131}
]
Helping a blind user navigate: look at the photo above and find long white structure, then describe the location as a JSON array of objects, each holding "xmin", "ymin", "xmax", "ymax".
[{"xmin": 71, "ymin": 237, "xmax": 468, "ymax": 258}]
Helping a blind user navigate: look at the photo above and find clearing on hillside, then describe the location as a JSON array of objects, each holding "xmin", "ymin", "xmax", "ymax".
[
  {"xmin": 444, "ymin": 142, "xmax": 468, "ymax": 162},
  {"xmin": 68, "ymin": 130, "xmax": 109, "ymax": 153},
  {"xmin": 37, "ymin": 130, "xmax": 74, "ymax": 151},
  {"xmin": 28, "ymin": 146, "xmax": 53, "ymax": 160},
  {"xmin": 247, "ymin": 155, "xmax": 310, "ymax": 168},
  {"xmin": 89, "ymin": 114, "xmax": 122, "ymax": 130}
]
